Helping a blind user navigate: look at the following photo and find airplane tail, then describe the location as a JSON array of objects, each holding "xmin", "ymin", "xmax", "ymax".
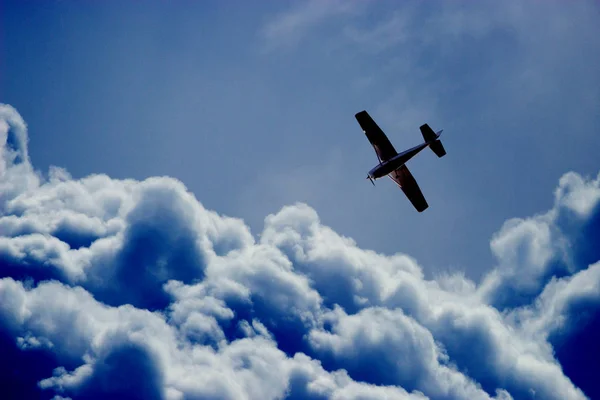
[{"xmin": 420, "ymin": 123, "xmax": 446, "ymax": 158}]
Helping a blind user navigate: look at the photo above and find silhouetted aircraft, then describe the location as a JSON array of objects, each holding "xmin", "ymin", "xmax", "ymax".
[{"xmin": 356, "ymin": 110, "xmax": 446, "ymax": 212}]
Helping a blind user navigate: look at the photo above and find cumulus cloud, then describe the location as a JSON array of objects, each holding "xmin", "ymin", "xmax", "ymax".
[{"xmin": 1, "ymin": 103, "xmax": 600, "ymax": 399}]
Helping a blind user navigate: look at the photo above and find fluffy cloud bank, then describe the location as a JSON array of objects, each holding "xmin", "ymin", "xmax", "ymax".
[{"xmin": 1, "ymin": 103, "xmax": 599, "ymax": 400}]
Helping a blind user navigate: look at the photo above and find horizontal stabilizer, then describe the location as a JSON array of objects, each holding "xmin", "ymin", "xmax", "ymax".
[
  {"xmin": 420, "ymin": 123, "xmax": 438, "ymax": 142},
  {"xmin": 429, "ymin": 140, "xmax": 446, "ymax": 158},
  {"xmin": 420, "ymin": 123, "xmax": 446, "ymax": 158}
]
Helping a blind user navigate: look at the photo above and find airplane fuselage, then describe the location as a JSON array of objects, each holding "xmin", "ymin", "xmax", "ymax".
[
  {"xmin": 356, "ymin": 109, "xmax": 446, "ymax": 211},
  {"xmin": 368, "ymin": 142, "xmax": 429, "ymax": 179}
]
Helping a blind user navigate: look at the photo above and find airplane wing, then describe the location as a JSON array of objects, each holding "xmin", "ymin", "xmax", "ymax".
[
  {"xmin": 355, "ymin": 110, "xmax": 397, "ymax": 162},
  {"xmin": 389, "ymin": 165, "xmax": 429, "ymax": 212}
]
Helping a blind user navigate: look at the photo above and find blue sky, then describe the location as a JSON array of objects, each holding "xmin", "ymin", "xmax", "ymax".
[
  {"xmin": 3, "ymin": 0, "xmax": 598, "ymax": 280},
  {"xmin": 1, "ymin": 1, "xmax": 600, "ymax": 399}
]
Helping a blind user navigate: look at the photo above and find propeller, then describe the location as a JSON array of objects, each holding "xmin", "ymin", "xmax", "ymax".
[{"xmin": 367, "ymin": 175, "xmax": 375, "ymax": 186}]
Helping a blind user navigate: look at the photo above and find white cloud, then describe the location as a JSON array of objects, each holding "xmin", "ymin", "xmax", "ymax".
[
  {"xmin": 260, "ymin": 0, "xmax": 363, "ymax": 51},
  {"xmin": 0, "ymin": 104, "xmax": 39, "ymax": 207},
  {"xmin": 554, "ymin": 172, "xmax": 600, "ymax": 219},
  {"xmin": 480, "ymin": 171, "xmax": 600, "ymax": 310}
]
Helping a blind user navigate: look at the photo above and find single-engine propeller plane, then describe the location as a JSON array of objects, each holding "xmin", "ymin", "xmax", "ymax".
[{"xmin": 356, "ymin": 110, "xmax": 446, "ymax": 212}]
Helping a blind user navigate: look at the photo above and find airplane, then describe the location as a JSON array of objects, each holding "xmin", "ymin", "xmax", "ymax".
[{"xmin": 355, "ymin": 110, "xmax": 446, "ymax": 212}]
